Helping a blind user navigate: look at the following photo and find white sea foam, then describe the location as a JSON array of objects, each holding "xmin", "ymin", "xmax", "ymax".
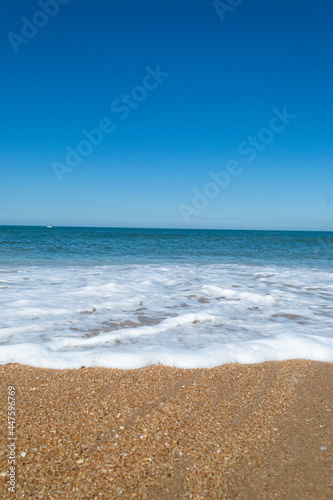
[{"xmin": 0, "ymin": 263, "xmax": 332, "ymax": 368}]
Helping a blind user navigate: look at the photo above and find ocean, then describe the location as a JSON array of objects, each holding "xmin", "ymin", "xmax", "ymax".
[{"xmin": 1, "ymin": 226, "xmax": 333, "ymax": 369}]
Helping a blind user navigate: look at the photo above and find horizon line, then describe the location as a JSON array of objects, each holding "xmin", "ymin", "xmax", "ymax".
[{"xmin": 1, "ymin": 224, "xmax": 333, "ymax": 233}]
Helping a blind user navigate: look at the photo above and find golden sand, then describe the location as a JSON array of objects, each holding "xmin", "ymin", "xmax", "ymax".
[{"xmin": 0, "ymin": 360, "xmax": 332, "ymax": 499}]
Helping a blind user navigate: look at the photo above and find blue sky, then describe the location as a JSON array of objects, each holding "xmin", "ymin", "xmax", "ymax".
[{"xmin": 1, "ymin": 0, "xmax": 332, "ymax": 230}]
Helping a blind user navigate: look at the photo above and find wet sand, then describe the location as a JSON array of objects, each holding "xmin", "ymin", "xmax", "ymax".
[{"xmin": 0, "ymin": 360, "xmax": 332, "ymax": 499}]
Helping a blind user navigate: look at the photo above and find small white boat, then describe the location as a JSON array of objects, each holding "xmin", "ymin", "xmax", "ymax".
[{"xmin": 46, "ymin": 225, "xmax": 53, "ymax": 228}]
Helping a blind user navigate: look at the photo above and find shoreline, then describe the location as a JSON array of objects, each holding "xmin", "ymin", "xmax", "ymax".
[{"xmin": 1, "ymin": 360, "xmax": 332, "ymax": 498}]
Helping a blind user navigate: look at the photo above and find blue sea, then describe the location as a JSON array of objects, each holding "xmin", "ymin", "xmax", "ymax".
[{"xmin": 1, "ymin": 226, "xmax": 333, "ymax": 368}]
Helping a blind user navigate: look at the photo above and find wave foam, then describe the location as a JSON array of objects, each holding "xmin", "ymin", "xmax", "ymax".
[{"xmin": 0, "ymin": 263, "xmax": 332, "ymax": 369}]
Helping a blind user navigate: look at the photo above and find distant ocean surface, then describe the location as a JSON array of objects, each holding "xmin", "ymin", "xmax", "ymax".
[{"xmin": 1, "ymin": 226, "xmax": 333, "ymax": 369}]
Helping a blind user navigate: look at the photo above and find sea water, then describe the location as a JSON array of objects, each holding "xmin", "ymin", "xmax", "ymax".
[{"xmin": 0, "ymin": 226, "xmax": 332, "ymax": 368}]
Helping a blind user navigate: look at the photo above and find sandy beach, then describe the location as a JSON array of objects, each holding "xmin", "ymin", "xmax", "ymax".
[{"xmin": 0, "ymin": 360, "xmax": 332, "ymax": 499}]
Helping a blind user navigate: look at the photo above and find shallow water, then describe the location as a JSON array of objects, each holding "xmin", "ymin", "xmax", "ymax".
[{"xmin": 1, "ymin": 227, "xmax": 332, "ymax": 368}]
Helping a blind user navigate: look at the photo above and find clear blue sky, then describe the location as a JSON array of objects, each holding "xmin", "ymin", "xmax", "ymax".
[{"xmin": 1, "ymin": 0, "xmax": 332, "ymax": 230}]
